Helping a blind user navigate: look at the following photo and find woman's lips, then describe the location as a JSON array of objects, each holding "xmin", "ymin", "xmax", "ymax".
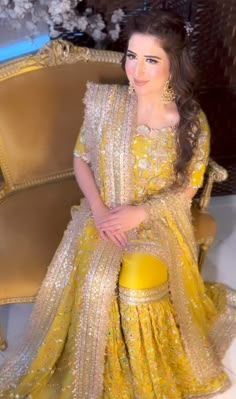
[{"xmin": 134, "ymin": 79, "xmax": 148, "ymax": 86}]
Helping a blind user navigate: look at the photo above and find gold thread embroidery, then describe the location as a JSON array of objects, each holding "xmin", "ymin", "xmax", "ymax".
[
  {"xmin": 71, "ymin": 84, "xmax": 135, "ymax": 399},
  {"xmin": 0, "ymin": 199, "xmax": 91, "ymax": 393},
  {"xmin": 119, "ymin": 282, "xmax": 169, "ymax": 305}
]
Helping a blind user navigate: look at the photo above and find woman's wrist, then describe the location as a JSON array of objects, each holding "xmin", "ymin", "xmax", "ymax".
[{"xmin": 90, "ymin": 198, "xmax": 106, "ymax": 215}]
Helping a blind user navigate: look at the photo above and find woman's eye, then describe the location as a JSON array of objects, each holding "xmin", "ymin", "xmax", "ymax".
[
  {"xmin": 126, "ymin": 53, "xmax": 136, "ymax": 60},
  {"xmin": 146, "ymin": 58, "xmax": 158, "ymax": 64}
]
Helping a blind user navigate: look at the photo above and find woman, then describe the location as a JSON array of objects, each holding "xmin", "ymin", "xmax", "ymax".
[{"xmin": 0, "ymin": 9, "xmax": 235, "ymax": 399}]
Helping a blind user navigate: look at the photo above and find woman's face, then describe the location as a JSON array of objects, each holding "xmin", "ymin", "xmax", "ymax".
[{"xmin": 125, "ymin": 33, "xmax": 171, "ymax": 97}]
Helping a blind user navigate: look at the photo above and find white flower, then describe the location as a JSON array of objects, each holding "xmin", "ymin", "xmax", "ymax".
[
  {"xmin": 76, "ymin": 16, "xmax": 88, "ymax": 32},
  {"xmin": 91, "ymin": 28, "xmax": 106, "ymax": 42},
  {"xmin": 10, "ymin": 19, "xmax": 22, "ymax": 30},
  {"xmin": 88, "ymin": 14, "xmax": 105, "ymax": 31},
  {"xmin": 38, "ymin": 0, "xmax": 48, "ymax": 6},
  {"xmin": 49, "ymin": 26, "xmax": 61, "ymax": 38},
  {"xmin": 14, "ymin": 0, "xmax": 33, "ymax": 17},
  {"xmin": 0, "ymin": 2, "xmax": 125, "ymax": 44},
  {"xmin": 111, "ymin": 8, "xmax": 125, "ymax": 24},
  {"xmin": 0, "ymin": 0, "xmax": 10, "ymax": 6},
  {"xmin": 109, "ymin": 29, "xmax": 119, "ymax": 42},
  {"xmin": 25, "ymin": 20, "xmax": 39, "ymax": 35},
  {"xmin": 109, "ymin": 24, "xmax": 121, "ymax": 41},
  {"xmin": 115, "ymin": 23, "xmax": 120, "ymax": 32},
  {"xmin": 85, "ymin": 8, "xmax": 92, "ymax": 16}
]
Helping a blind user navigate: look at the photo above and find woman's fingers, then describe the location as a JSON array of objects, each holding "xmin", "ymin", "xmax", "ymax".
[
  {"xmin": 98, "ymin": 215, "xmax": 119, "ymax": 224},
  {"xmin": 98, "ymin": 215, "xmax": 118, "ymax": 226},
  {"xmin": 104, "ymin": 230, "xmax": 123, "ymax": 247},
  {"xmin": 110, "ymin": 206, "xmax": 123, "ymax": 214},
  {"xmin": 102, "ymin": 230, "xmax": 127, "ymax": 248},
  {"xmin": 98, "ymin": 221, "xmax": 122, "ymax": 231},
  {"xmin": 100, "ymin": 230, "xmax": 109, "ymax": 241},
  {"xmin": 109, "ymin": 231, "xmax": 128, "ymax": 248},
  {"xmin": 115, "ymin": 232, "xmax": 128, "ymax": 247},
  {"xmin": 97, "ymin": 224, "xmax": 128, "ymax": 248}
]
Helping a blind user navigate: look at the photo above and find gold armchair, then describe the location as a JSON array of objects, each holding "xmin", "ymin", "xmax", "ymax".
[
  {"xmin": 192, "ymin": 159, "xmax": 228, "ymax": 271},
  {"xmin": 0, "ymin": 40, "xmax": 228, "ymax": 351}
]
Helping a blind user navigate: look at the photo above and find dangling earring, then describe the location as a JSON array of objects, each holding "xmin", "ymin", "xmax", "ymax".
[
  {"xmin": 161, "ymin": 80, "xmax": 175, "ymax": 104},
  {"xmin": 128, "ymin": 81, "xmax": 135, "ymax": 94}
]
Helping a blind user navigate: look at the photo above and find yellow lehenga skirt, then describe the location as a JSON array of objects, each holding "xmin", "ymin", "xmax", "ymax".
[
  {"xmin": 0, "ymin": 221, "xmax": 231, "ymax": 399},
  {"xmin": 103, "ymin": 253, "xmax": 228, "ymax": 399}
]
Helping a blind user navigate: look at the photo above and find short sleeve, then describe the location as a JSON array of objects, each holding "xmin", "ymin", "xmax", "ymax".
[
  {"xmin": 187, "ymin": 111, "xmax": 210, "ymax": 188},
  {"xmin": 73, "ymin": 83, "xmax": 93, "ymax": 164},
  {"xmin": 73, "ymin": 82, "xmax": 116, "ymax": 164},
  {"xmin": 73, "ymin": 121, "xmax": 91, "ymax": 164}
]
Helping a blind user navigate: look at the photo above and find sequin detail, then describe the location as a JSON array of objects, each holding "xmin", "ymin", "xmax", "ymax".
[
  {"xmin": 71, "ymin": 83, "xmax": 135, "ymax": 399},
  {"xmin": 0, "ymin": 199, "xmax": 91, "ymax": 394},
  {"xmin": 119, "ymin": 282, "xmax": 169, "ymax": 305}
]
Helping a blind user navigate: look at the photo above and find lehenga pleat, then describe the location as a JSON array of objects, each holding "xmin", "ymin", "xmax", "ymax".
[{"xmin": 103, "ymin": 294, "xmax": 229, "ymax": 399}]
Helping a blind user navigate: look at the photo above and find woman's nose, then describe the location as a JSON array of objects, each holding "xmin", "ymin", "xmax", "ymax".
[{"xmin": 134, "ymin": 61, "xmax": 145, "ymax": 79}]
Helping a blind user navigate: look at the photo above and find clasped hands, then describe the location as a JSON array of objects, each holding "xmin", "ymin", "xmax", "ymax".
[{"xmin": 93, "ymin": 204, "xmax": 147, "ymax": 248}]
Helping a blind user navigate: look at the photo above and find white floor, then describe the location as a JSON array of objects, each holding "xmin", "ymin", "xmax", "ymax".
[{"xmin": 0, "ymin": 195, "xmax": 236, "ymax": 398}]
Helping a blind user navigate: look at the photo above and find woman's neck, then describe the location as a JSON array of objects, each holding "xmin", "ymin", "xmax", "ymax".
[
  {"xmin": 137, "ymin": 92, "xmax": 163, "ymax": 111},
  {"xmin": 136, "ymin": 92, "xmax": 173, "ymax": 126}
]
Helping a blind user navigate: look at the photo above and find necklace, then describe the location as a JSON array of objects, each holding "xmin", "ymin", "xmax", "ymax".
[{"xmin": 136, "ymin": 124, "xmax": 177, "ymax": 135}]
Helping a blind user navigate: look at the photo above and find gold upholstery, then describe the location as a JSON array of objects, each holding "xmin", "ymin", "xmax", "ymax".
[
  {"xmin": 192, "ymin": 203, "xmax": 216, "ymax": 245},
  {"xmin": 0, "ymin": 40, "xmax": 227, "ymax": 350},
  {"xmin": 0, "ymin": 179, "xmax": 80, "ymax": 302},
  {"xmin": 193, "ymin": 158, "xmax": 228, "ymax": 269}
]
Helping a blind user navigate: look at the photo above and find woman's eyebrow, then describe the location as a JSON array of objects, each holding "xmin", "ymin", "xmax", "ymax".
[{"xmin": 127, "ymin": 49, "xmax": 161, "ymax": 59}]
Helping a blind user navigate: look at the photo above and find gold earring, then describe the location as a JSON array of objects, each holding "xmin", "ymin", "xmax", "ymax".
[
  {"xmin": 128, "ymin": 81, "xmax": 135, "ymax": 94},
  {"xmin": 161, "ymin": 80, "xmax": 175, "ymax": 104}
]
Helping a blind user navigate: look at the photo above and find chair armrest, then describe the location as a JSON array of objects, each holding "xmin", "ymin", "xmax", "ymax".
[
  {"xmin": 198, "ymin": 158, "xmax": 228, "ymax": 211},
  {"xmin": 0, "ymin": 167, "xmax": 6, "ymax": 200}
]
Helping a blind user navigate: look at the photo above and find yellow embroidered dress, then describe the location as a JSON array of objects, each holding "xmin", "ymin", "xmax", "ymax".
[{"xmin": 0, "ymin": 83, "xmax": 236, "ymax": 399}]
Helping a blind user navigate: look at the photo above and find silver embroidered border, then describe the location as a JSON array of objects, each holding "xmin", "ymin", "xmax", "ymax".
[
  {"xmin": 119, "ymin": 282, "xmax": 169, "ymax": 305},
  {"xmin": 0, "ymin": 199, "xmax": 91, "ymax": 392},
  {"xmin": 161, "ymin": 197, "xmax": 225, "ymax": 381},
  {"xmin": 71, "ymin": 84, "xmax": 135, "ymax": 399}
]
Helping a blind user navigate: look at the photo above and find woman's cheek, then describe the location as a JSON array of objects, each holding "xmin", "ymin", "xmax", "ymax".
[
  {"xmin": 151, "ymin": 65, "xmax": 169, "ymax": 81},
  {"xmin": 125, "ymin": 60, "xmax": 135, "ymax": 79},
  {"xmin": 150, "ymin": 68, "xmax": 159, "ymax": 78}
]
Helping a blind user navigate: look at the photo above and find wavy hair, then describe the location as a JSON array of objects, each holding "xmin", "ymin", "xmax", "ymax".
[{"xmin": 122, "ymin": 9, "xmax": 201, "ymax": 185}]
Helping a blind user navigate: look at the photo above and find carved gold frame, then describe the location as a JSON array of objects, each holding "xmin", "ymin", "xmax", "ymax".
[{"xmin": 0, "ymin": 40, "xmax": 123, "ymax": 83}]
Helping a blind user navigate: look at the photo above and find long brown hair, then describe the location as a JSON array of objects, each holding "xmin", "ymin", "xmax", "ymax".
[{"xmin": 122, "ymin": 9, "xmax": 201, "ymax": 184}]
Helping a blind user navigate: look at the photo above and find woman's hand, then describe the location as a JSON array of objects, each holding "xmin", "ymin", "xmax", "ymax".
[
  {"xmin": 97, "ymin": 205, "xmax": 147, "ymax": 234},
  {"xmin": 92, "ymin": 204, "xmax": 128, "ymax": 248}
]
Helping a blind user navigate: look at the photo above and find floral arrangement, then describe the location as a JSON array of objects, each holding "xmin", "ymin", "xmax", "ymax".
[{"xmin": 0, "ymin": 0, "xmax": 125, "ymax": 44}]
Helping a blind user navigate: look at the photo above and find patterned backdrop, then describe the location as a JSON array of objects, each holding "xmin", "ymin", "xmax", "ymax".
[{"xmin": 80, "ymin": 0, "xmax": 236, "ymax": 194}]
